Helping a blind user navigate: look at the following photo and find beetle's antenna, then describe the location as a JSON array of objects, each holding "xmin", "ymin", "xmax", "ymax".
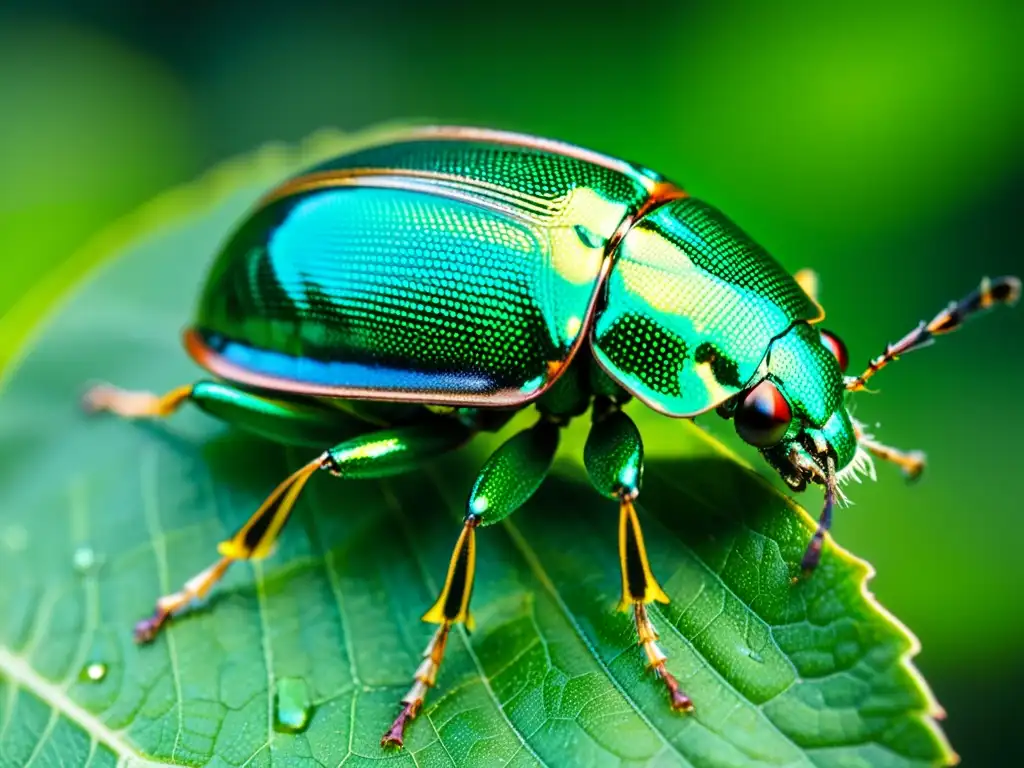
[{"xmin": 846, "ymin": 275, "xmax": 1020, "ymax": 392}]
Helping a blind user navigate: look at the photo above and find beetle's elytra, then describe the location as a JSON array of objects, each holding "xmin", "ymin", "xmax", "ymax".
[{"xmin": 84, "ymin": 126, "xmax": 1020, "ymax": 748}]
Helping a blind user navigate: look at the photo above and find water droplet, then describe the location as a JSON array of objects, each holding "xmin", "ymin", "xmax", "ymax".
[
  {"xmin": 73, "ymin": 546, "xmax": 98, "ymax": 573},
  {"xmin": 80, "ymin": 663, "xmax": 107, "ymax": 682},
  {"xmin": 573, "ymin": 224, "xmax": 607, "ymax": 249},
  {"xmin": 274, "ymin": 678, "xmax": 313, "ymax": 734},
  {"xmin": 739, "ymin": 647, "xmax": 764, "ymax": 664}
]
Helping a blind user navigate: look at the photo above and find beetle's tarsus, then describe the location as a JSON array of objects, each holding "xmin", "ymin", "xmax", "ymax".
[
  {"xmin": 382, "ymin": 622, "xmax": 451, "ymax": 749},
  {"xmin": 863, "ymin": 438, "xmax": 926, "ymax": 482},
  {"xmin": 800, "ymin": 533, "xmax": 825, "ymax": 574},
  {"xmin": 381, "ymin": 702, "xmax": 419, "ymax": 749},
  {"xmin": 83, "ymin": 383, "xmax": 192, "ymax": 419},
  {"xmin": 133, "ymin": 612, "xmax": 169, "ymax": 644},
  {"xmin": 660, "ymin": 668, "xmax": 695, "ymax": 712},
  {"xmin": 132, "ymin": 556, "xmax": 233, "ymax": 643},
  {"xmin": 633, "ymin": 603, "xmax": 694, "ymax": 713}
]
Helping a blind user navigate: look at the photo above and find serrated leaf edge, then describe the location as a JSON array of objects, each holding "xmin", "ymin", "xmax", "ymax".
[{"xmin": 677, "ymin": 423, "xmax": 958, "ymax": 765}]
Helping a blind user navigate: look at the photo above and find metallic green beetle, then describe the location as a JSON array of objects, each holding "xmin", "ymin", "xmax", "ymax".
[{"xmin": 85, "ymin": 126, "xmax": 1021, "ymax": 748}]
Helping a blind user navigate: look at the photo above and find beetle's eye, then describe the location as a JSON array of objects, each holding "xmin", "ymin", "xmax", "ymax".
[
  {"xmin": 734, "ymin": 380, "xmax": 793, "ymax": 447},
  {"xmin": 819, "ymin": 329, "xmax": 849, "ymax": 372}
]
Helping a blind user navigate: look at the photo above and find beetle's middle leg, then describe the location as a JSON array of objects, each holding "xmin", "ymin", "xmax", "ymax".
[
  {"xmin": 584, "ymin": 401, "xmax": 694, "ymax": 712},
  {"xmin": 132, "ymin": 418, "xmax": 474, "ymax": 642},
  {"xmin": 382, "ymin": 417, "xmax": 561, "ymax": 749}
]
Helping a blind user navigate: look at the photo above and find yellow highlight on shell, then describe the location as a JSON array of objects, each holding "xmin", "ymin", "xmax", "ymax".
[
  {"xmin": 693, "ymin": 361, "xmax": 734, "ymax": 404},
  {"xmin": 548, "ymin": 187, "xmax": 626, "ymax": 285}
]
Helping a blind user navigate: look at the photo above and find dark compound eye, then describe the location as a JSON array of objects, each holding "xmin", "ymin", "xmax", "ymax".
[
  {"xmin": 819, "ymin": 329, "xmax": 849, "ymax": 372},
  {"xmin": 735, "ymin": 379, "xmax": 793, "ymax": 447}
]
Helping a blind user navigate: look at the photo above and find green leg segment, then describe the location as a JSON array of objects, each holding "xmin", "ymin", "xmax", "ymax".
[
  {"xmin": 584, "ymin": 403, "xmax": 693, "ymax": 713},
  {"xmin": 381, "ymin": 417, "xmax": 561, "ymax": 749},
  {"xmin": 126, "ymin": 416, "xmax": 473, "ymax": 642}
]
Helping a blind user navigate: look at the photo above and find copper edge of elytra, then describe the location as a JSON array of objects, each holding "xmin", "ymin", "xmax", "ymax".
[
  {"xmin": 259, "ymin": 126, "xmax": 687, "ymax": 206},
  {"xmin": 258, "ymin": 170, "xmax": 539, "ymax": 213},
  {"xmin": 390, "ymin": 125, "xmax": 645, "ymax": 177}
]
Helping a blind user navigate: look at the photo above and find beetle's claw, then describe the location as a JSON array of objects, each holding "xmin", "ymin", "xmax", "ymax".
[
  {"xmin": 381, "ymin": 702, "xmax": 418, "ymax": 749},
  {"xmin": 901, "ymin": 451, "xmax": 926, "ymax": 482},
  {"xmin": 133, "ymin": 611, "xmax": 167, "ymax": 644},
  {"xmin": 81, "ymin": 384, "xmax": 115, "ymax": 414},
  {"xmin": 800, "ymin": 533, "xmax": 825, "ymax": 575},
  {"xmin": 660, "ymin": 669, "xmax": 695, "ymax": 712}
]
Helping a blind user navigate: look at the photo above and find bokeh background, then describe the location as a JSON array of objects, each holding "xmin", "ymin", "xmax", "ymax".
[{"xmin": 1, "ymin": 0, "xmax": 1021, "ymax": 763}]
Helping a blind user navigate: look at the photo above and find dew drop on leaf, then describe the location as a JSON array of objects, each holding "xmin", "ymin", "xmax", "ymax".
[
  {"xmin": 80, "ymin": 663, "xmax": 107, "ymax": 682},
  {"xmin": 274, "ymin": 677, "xmax": 313, "ymax": 734},
  {"xmin": 73, "ymin": 546, "xmax": 98, "ymax": 573},
  {"xmin": 740, "ymin": 647, "xmax": 765, "ymax": 664}
]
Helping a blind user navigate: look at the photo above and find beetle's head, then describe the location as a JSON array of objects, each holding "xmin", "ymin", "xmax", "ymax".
[
  {"xmin": 714, "ymin": 274, "xmax": 1018, "ymax": 573},
  {"xmin": 720, "ymin": 274, "xmax": 1021, "ymax": 499},
  {"xmin": 719, "ymin": 322, "xmax": 864, "ymax": 498}
]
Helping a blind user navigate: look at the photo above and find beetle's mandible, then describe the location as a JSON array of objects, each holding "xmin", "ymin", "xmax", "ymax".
[{"xmin": 84, "ymin": 126, "xmax": 1021, "ymax": 748}]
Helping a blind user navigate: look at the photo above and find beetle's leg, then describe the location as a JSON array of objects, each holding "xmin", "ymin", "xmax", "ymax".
[
  {"xmin": 847, "ymin": 275, "xmax": 1020, "ymax": 392},
  {"xmin": 134, "ymin": 419, "xmax": 473, "ymax": 642},
  {"xmin": 133, "ymin": 453, "xmax": 326, "ymax": 641},
  {"xmin": 800, "ymin": 463, "xmax": 838, "ymax": 574},
  {"xmin": 85, "ymin": 380, "xmax": 368, "ymax": 447},
  {"xmin": 583, "ymin": 403, "xmax": 693, "ymax": 713},
  {"xmin": 382, "ymin": 418, "xmax": 560, "ymax": 749},
  {"xmin": 84, "ymin": 383, "xmax": 194, "ymax": 418},
  {"xmin": 794, "ymin": 269, "xmax": 820, "ymax": 304},
  {"xmin": 861, "ymin": 438, "xmax": 926, "ymax": 480}
]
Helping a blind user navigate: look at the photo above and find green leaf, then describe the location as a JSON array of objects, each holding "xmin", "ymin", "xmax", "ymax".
[{"xmin": 0, "ymin": 133, "xmax": 953, "ymax": 767}]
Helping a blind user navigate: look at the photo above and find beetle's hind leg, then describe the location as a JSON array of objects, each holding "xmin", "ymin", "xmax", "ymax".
[
  {"xmin": 382, "ymin": 417, "xmax": 561, "ymax": 749},
  {"xmin": 133, "ymin": 419, "xmax": 474, "ymax": 642},
  {"xmin": 584, "ymin": 402, "xmax": 694, "ymax": 712},
  {"xmin": 134, "ymin": 452, "xmax": 326, "ymax": 641},
  {"xmin": 86, "ymin": 379, "xmax": 377, "ymax": 447}
]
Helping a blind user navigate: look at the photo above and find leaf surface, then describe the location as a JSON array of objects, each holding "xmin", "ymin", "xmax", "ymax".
[{"xmin": 0, "ymin": 134, "xmax": 953, "ymax": 767}]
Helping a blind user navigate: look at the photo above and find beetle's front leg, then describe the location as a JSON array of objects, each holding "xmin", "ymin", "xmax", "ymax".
[
  {"xmin": 584, "ymin": 403, "xmax": 693, "ymax": 712},
  {"xmin": 133, "ymin": 419, "xmax": 473, "ymax": 642},
  {"xmin": 382, "ymin": 418, "xmax": 560, "ymax": 749},
  {"xmin": 851, "ymin": 420, "xmax": 926, "ymax": 481}
]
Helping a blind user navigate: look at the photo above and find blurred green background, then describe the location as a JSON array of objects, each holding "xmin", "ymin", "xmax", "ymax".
[{"xmin": 1, "ymin": 0, "xmax": 1021, "ymax": 763}]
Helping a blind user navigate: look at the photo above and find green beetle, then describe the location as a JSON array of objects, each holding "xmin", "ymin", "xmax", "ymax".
[{"xmin": 85, "ymin": 126, "xmax": 1020, "ymax": 748}]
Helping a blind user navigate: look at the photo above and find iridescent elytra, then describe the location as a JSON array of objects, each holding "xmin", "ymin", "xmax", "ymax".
[{"xmin": 84, "ymin": 126, "xmax": 1021, "ymax": 748}]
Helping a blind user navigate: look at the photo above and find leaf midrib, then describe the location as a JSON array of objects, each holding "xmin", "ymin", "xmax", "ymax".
[{"xmin": 0, "ymin": 646, "xmax": 164, "ymax": 767}]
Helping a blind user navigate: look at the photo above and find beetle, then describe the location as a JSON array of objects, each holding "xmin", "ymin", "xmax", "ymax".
[{"xmin": 84, "ymin": 125, "xmax": 1020, "ymax": 748}]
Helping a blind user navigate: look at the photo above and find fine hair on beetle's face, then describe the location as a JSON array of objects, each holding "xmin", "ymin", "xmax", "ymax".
[{"xmin": 725, "ymin": 273, "xmax": 1022, "ymax": 505}]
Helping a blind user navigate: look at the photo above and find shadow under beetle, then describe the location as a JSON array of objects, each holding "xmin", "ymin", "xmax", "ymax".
[{"xmin": 84, "ymin": 126, "xmax": 1021, "ymax": 747}]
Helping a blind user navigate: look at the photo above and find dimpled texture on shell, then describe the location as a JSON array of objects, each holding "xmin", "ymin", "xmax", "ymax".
[
  {"xmin": 764, "ymin": 322, "xmax": 844, "ymax": 428},
  {"xmin": 593, "ymin": 197, "xmax": 822, "ymax": 416},
  {"xmin": 193, "ymin": 131, "xmax": 654, "ymax": 404}
]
